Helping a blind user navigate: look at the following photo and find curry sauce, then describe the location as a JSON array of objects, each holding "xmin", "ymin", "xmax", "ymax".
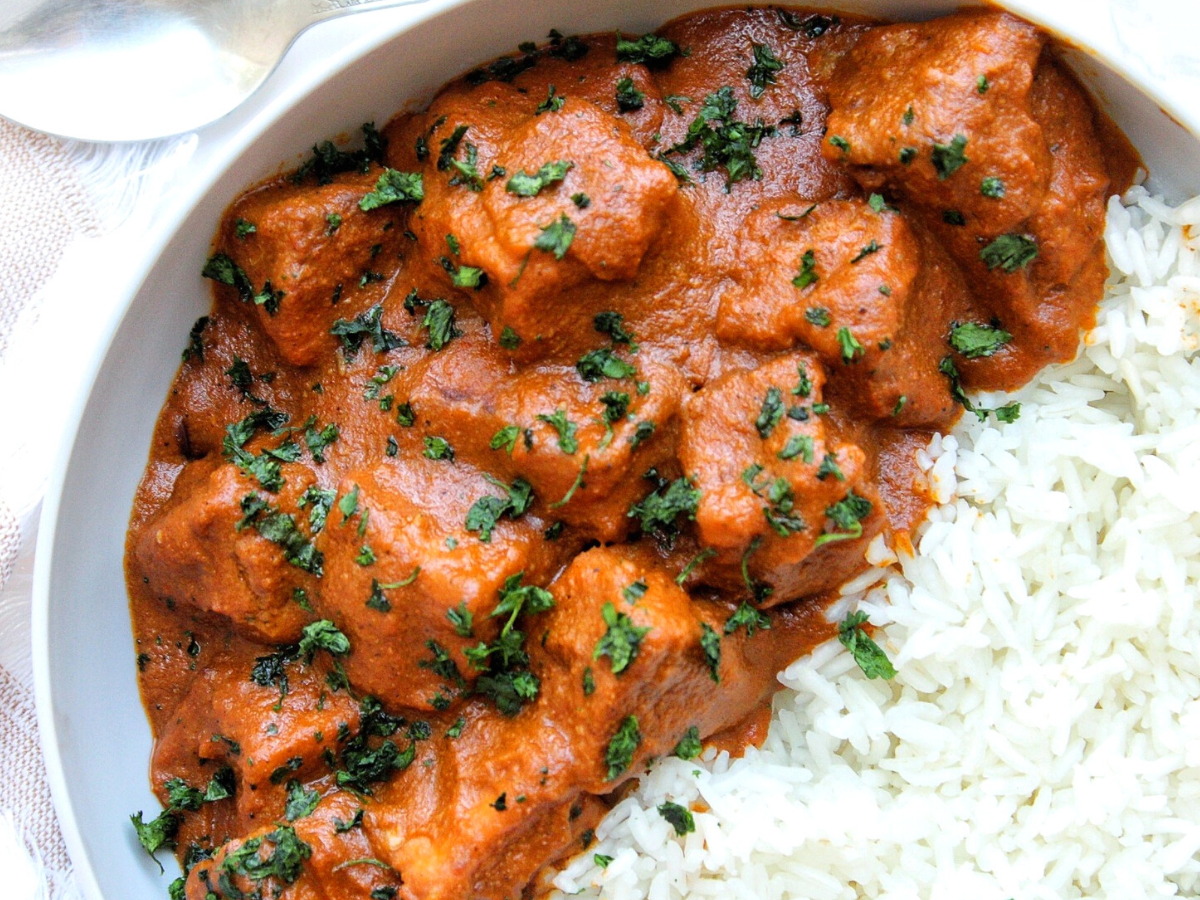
[{"xmin": 125, "ymin": 7, "xmax": 1134, "ymax": 899}]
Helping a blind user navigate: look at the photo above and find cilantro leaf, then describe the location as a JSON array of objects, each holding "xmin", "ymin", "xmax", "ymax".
[
  {"xmin": 297, "ymin": 620, "xmax": 350, "ymax": 662},
  {"xmin": 330, "ymin": 302, "xmax": 404, "ymax": 359},
  {"xmin": 700, "ymin": 622, "xmax": 721, "ymax": 682},
  {"xmin": 747, "ymin": 43, "xmax": 785, "ymax": 99},
  {"xmin": 465, "ymin": 476, "xmax": 534, "ymax": 542},
  {"xmin": 534, "ymin": 214, "xmax": 576, "ymax": 260},
  {"xmin": 979, "ymin": 234, "xmax": 1038, "ymax": 272},
  {"xmin": 421, "ymin": 299, "xmax": 460, "ymax": 350},
  {"xmin": 628, "ymin": 476, "xmax": 700, "ymax": 546},
  {"xmin": 615, "ymin": 32, "xmax": 682, "ymax": 65},
  {"xmin": 931, "ymin": 134, "xmax": 968, "ymax": 179},
  {"xmin": 949, "ymin": 321, "xmax": 1012, "ymax": 358},
  {"xmin": 672, "ymin": 725, "xmax": 702, "ymax": 759},
  {"xmin": 792, "ymin": 249, "xmax": 818, "ymax": 289},
  {"xmin": 667, "ymin": 86, "xmax": 774, "ymax": 187},
  {"xmin": 658, "ymin": 800, "xmax": 696, "ymax": 836},
  {"xmin": 593, "ymin": 602, "xmax": 652, "ymax": 674},
  {"xmin": 615, "ymin": 77, "xmax": 646, "ymax": 112},
  {"xmin": 838, "ymin": 611, "xmax": 896, "ymax": 679},
  {"xmin": 536, "ymin": 409, "xmax": 579, "ymax": 454},
  {"xmin": 755, "ymin": 386, "xmax": 784, "ymax": 438},
  {"xmin": 358, "ymin": 169, "xmax": 424, "ymax": 210},
  {"xmin": 604, "ymin": 715, "xmax": 642, "ymax": 780},
  {"xmin": 284, "ymin": 780, "xmax": 320, "ymax": 821},
  {"xmin": 577, "ymin": 348, "xmax": 636, "ymax": 382},
  {"xmin": 724, "ymin": 601, "xmax": 770, "ymax": 636},
  {"xmin": 506, "ymin": 159, "xmax": 573, "ymax": 197}
]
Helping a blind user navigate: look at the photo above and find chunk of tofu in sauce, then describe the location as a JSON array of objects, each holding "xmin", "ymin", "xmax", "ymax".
[{"xmin": 124, "ymin": 8, "xmax": 1135, "ymax": 900}]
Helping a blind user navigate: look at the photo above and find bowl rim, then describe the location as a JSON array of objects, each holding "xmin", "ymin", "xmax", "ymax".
[{"xmin": 30, "ymin": 2, "xmax": 1200, "ymax": 899}]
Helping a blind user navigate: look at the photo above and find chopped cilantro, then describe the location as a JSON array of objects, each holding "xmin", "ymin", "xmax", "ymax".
[
  {"xmin": 755, "ymin": 386, "xmax": 785, "ymax": 438},
  {"xmin": 658, "ymin": 800, "xmax": 696, "ymax": 836},
  {"xmin": 899, "ymin": 146, "xmax": 917, "ymax": 164},
  {"xmin": 465, "ymin": 476, "xmax": 533, "ymax": 542},
  {"xmin": 283, "ymin": 780, "xmax": 319, "ymax": 821},
  {"xmin": 536, "ymin": 409, "xmax": 579, "ymax": 454},
  {"xmin": 358, "ymin": 169, "xmax": 423, "ymax": 210},
  {"xmin": 746, "ymin": 43, "xmax": 785, "ymax": 99},
  {"xmin": 629, "ymin": 420, "xmax": 656, "ymax": 448},
  {"xmin": 298, "ymin": 620, "xmax": 350, "ymax": 662},
  {"xmin": 615, "ymin": 32, "xmax": 682, "ymax": 65},
  {"xmin": 201, "ymin": 252, "xmax": 284, "ymax": 314},
  {"xmin": 490, "ymin": 425, "xmax": 520, "ymax": 455},
  {"xmin": 499, "ymin": 326, "xmax": 521, "ymax": 349},
  {"xmin": 593, "ymin": 602, "xmax": 651, "ymax": 675},
  {"xmin": 672, "ymin": 725, "xmax": 702, "ymax": 759},
  {"xmin": 980, "ymin": 176, "xmax": 1005, "ymax": 198},
  {"xmin": 949, "ymin": 321, "xmax": 1012, "ymax": 358},
  {"xmin": 421, "ymin": 299, "xmax": 460, "ymax": 350},
  {"xmin": 838, "ymin": 611, "xmax": 896, "ymax": 679},
  {"xmin": 220, "ymin": 825, "xmax": 312, "ymax": 886},
  {"xmin": 330, "ymin": 302, "xmax": 404, "ymax": 358},
  {"xmin": 534, "ymin": 214, "xmax": 576, "ymax": 259},
  {"xmin": 778, "ymin": 434, "xmax": 814, "ymax": 463},
  {"xmin": 851, "ymin": 240, "xmax": 881, "ymax": 263},
  {"xmin": 943, "ymin": 209, "xmax": 966, "ymax": 226},
  {"xmin": 979, "ymin": 233, "xmax": 1038, "ymax": 272},
  {"xmin": 792, "ymin": 249, "xmax": 818, "ymax": 289},
  {"xmin": 234, "ymin": 218, "xmax": 256, "ymax": 239},
  {"xmin": 805, "ymin": 306, "xmax": 830, "ymax": 327},
  {"xmin": 699, "ymin": 622, "xmax": 721, "ymax": 682},
  {"xmin": 423, "ymin": 435, "xmax": 454, "ymax": 461},
  {"xmin": 616, "ymin": 77, "xmax": 646, "ymax": 112},
  {"xmin": 816, "ymin": 491, "xmax": 872, "ymax": 546},
  {"xmin": 837, "ymin": 327, "xmax": 864, "ymax": 363},
  {"xmin": 977, "ymin": 75, "xmax": 990, "ymax": 94},
  {"xmin": 667, "ymin": 86, "xmax": 774, "ymax": 187},
  {"xmin": 130, "ymin": 810, "xmax": 179, "ymax": 872},
  {"xmin": 577, "ymin": 348, "xmax": 636, "ymax": 382},
  {"xmin": 535, "ymin": 84, "xmax": 565, "ymax": 115},
  {"xmin": 816, "ymin": 453, "xmax": 845, "ymax": 481},
  {"xmin": 237, "ymin": 495, "xmax": 323, "ymax": 575},
  {"xmin": 829, "ymin": 135, "xmax": 850, "ymax": 154},
  {"xmin": 604, "ymin": 715, "xmax": 642, "ymax": 780},
  {"xmin": 506, "ymin": 159, "xmax": 573, "ymax": 197},
  {"xmin": 725, "ymin": 601, "xmax": 770, "ymax": 636},
  {"xmin": 931, "ymin": 134, "xmax": 968, "ymax": 179},
  {"xmin": 628, "ymin": 476, "xmax": 700, "ymax": 546},
  {"xmin": 182, "ymin": 316, "xmax": 209, "ymax": 363},
  {"xmin": 600, "ymin": 391, "xmax": 631, "ymax": 424}
]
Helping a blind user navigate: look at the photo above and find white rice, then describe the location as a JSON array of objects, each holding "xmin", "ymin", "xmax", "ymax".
[{"xmin": 549, "ymin": 184, "xmax": 1200, "ymax": 900}]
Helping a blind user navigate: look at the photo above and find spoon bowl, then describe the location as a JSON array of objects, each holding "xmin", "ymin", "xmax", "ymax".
[{"xmin": 0, "ymin": 0, "xmax": 425, "ymax": 142}]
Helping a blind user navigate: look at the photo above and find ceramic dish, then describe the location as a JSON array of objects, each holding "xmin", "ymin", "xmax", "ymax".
[{"xmin": 32, "ymin": 1, "xmax": 1200, "ymax": 899}]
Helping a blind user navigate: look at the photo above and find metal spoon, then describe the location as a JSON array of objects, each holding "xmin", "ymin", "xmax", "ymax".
[{"xmin": 0, "ymin": 0, "xmax": 430, "ymax": 142}]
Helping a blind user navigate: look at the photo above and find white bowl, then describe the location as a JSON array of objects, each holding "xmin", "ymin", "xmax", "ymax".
[{"xmin": 32, "ymin": 2, "xmax": 1200, "ymax": 899}]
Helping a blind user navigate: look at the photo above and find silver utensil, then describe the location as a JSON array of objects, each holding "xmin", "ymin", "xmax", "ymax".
[{"xmin": 0, "ymin": 0, "xmax": 429, "ymax": 142}]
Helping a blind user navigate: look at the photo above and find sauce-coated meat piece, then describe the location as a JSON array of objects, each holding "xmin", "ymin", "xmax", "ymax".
[
  {"xmin": 824, "ymin": 9, "xmax": 1112, "ymax": 384},
  {"xmin": 678, "ymin": 353, "xmax": 883, "ymax": 604},
  {"xmin": 314, "ymin": 456, "xmax": 561, "ymax": 711},
  {"xmin": 402, "ymin": 83, "xmax": 677, "ymax": 356},
  {"xmin": 213, "ymin": 167, "xmax": 412, "ymax": 366},
  {"xmin": 154, "ymin": 651, "xmax": 361, "ymax": 824},
  {"xmin": 134, "ymin": 462, "xmax": 317, "ymax": 644},
  {"xmin": 719, "ymin": 197, "xmax": 966, "ymax": 427}
]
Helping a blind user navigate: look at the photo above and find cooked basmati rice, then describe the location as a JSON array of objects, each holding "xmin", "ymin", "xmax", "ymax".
[{"xmin": 549, "ymin": 185, "xmax": 1200, "ymax": 900}]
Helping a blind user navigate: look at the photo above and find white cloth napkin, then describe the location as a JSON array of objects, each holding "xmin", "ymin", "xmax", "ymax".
[{"xmin": 0, "ymin": 2, "xmax": 1197, "ymax": 898}]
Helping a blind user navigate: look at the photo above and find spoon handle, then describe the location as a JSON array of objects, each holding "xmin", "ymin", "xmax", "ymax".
[{"xmin": 308, "ymin": 0, "xmax": 436, "ymax": 25}]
